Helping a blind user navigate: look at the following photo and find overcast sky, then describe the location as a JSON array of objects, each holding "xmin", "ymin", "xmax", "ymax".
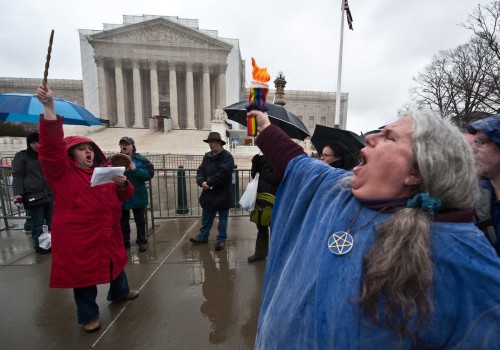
[{"xmin": 0, "ymin": 0, "xmax": 490, "ymax": 133}]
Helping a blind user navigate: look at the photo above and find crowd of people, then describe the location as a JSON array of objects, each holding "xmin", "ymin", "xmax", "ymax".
[{"xmin": 5, "ymin": 84, "xmax": 499, "ymax": 344}]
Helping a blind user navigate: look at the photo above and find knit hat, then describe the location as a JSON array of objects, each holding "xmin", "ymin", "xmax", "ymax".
[{"xmin": 26, "ymin": 132, "xmax": 39, "ymax": 146}]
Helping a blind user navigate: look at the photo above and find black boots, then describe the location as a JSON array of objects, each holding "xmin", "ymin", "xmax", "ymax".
[
  {"xmin": 248, "ymin": 227, "xmax": 269, "ymax": 263},
  {"xmin": 247, "ymin": 254, "xmax": 266, "ymax": 263}
]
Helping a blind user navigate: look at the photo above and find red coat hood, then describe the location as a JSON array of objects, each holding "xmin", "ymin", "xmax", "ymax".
[{"xmin": 64, "ymin": 136, "xmax": 108, "ymax": 167}]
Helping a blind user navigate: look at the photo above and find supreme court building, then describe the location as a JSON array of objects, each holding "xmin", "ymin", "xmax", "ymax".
[
  {"xmin": 78, "ymin": 15, "xmax": 244, "ymax": 131},
  {"xmin": 0, "ymin": 15, "xmax": 348, "ymax": 138}
]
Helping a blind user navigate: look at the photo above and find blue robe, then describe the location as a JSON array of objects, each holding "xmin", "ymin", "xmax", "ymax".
[{"xmin": 255, "ymin": 155, "xmax": 500, "ymax": 349}]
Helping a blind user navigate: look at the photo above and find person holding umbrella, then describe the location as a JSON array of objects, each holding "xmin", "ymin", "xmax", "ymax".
[
  {"xmin": 319, "ymin": 142, "xmax": 346, "ymax": 169},
  {"xmin": 311, "ymin": 124, "xmax": 364, "ymax": 171},
  {"xmin": 35, "ymin": 85, "xmax": 139, "ymax": 333},
  {"xmin": 248, "ymin": 108, "xmax": 500, "ymax": 348}
]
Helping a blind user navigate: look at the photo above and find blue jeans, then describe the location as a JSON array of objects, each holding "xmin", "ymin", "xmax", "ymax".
[
  {"xmin": 73, "ymin": 270, "xmax": 130, "ymax": 324},
  {"xmin": 198, "ymin": 208, "xmax": 229, "ymax": 243},
  {"xmin": 29, "ymin": 198, "xmax": 53, "ymax": 249}
]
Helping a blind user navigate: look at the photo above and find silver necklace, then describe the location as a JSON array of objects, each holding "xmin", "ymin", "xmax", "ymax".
[{"xmin": 327, "ymin": 205, "xmax": 387, "ymax": 256}]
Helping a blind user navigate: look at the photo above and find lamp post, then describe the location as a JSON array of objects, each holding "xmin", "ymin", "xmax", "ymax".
[{"xmin": 274, "ymin": 71, "xmax": 287, "ymax": 106}]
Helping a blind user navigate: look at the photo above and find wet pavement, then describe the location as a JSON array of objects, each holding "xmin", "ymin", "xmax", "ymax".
[{"xmin": 0, "ymin": 217, "xmax": 265, "ymax": 350}]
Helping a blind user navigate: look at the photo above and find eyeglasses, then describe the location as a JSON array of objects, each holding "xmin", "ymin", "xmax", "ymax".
[
  {"xmin": 320, "ymin": 153, "xmax": 334, "ymax": 158},
  {"xmin": 473, "ymin": 137, "xmax": 492, "ymax": 147}
]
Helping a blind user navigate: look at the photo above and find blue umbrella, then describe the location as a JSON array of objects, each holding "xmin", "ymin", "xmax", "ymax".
[{"xmin": 0, "ymin": 93, "xmax": 102, "ymax": 126}]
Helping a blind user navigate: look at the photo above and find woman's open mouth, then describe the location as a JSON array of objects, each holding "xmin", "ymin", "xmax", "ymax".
[{"xmin": 352, "ymin": 151, "xmax": 367, "ymax": 171}]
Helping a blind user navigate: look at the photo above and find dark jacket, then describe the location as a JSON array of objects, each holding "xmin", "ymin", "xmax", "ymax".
[
  {"xmin": 197, "ymin": 148, "xmax": 234, "ymax": 211},
  {"xmin": 329, "ymin": 158, "xmax": 345, "ymax": 169},
  {"xmin": 122, "ymin": 152, "xmax": 154, "ymax": 210},
  {"xmin": 12, "ymin": 148, "xmax": 52, "ymax": 196},
  {"xmin": 474, "ymin": 180, "xmax": 499, "ymax": 256},
  {"xmin": 251, "ymin": 154, "xmax": 280, "ymax": 195}
]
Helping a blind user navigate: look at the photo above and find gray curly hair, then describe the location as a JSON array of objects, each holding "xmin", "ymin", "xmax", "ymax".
[{"xmin": 358, "ymin": 110, "xmax": 479, "ymax": 340}]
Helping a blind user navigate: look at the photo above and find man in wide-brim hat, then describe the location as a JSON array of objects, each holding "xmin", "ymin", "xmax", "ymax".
[{"xmin": 190, "ymin": 131, "xmax": 234, "ymax": 251}]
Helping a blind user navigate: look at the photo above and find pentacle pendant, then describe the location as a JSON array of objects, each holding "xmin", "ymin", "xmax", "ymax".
[{"xmin": 327, "ymin": 231, "xmax": 354, "ymax": 255}]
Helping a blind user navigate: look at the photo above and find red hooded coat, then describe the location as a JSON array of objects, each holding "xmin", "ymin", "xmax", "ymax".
[{"xmin": 38, "ymin": 117, "xmax": 133, "ymax": 288}]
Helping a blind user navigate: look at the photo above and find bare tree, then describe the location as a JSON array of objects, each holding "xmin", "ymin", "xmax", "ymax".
[
  {"xmin": 410, "ymin": 52, "xmax": 453, "ymax": 117},
  {"xmin": 405, "ymin": 2, "xmax": 500, "ymax": 128},
  {"xmin": 410, "ymin": 37, "xmax": 499, "ymax": 129},
  {"xmin": 462, "ymin": 1, "xmax": 500, "ymax": 60}
]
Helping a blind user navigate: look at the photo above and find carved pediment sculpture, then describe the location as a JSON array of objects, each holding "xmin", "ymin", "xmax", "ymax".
[
  {"xmin": 212, "ymin": 106, "xmax": 226, "ymax": 121},
  {"xmin": 92, "ymin": 21, "xmax": 231, "ymax": 50}
]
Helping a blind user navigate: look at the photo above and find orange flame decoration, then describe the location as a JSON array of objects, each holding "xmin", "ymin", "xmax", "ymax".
[{"xmin": 251, "ymin": 57, "xmax": 270, "ymax": 83}]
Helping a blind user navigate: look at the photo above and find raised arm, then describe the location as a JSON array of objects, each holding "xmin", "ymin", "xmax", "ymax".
[
  {"xmin": 36, "ymin": 85, "xmax": 56, "ymax": 120},
  {"xmin": 248, "ymin": 110, "xmax": 305, "ymax": 179},
  {"xmin": 35, "ymin": 85, "xmax": 69, "ymax": 185}
]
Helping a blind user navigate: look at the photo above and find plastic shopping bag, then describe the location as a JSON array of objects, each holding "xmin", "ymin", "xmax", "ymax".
[
  {"xmin": 239, "ymin": 173, "xmax": 259, "ymax": 212},
  {"xmin": 38, "ymin": 225, "xmax": 51, "ymax": 250}
]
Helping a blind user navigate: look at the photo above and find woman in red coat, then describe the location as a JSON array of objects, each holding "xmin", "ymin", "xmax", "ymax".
[{"xmin": 36, "ymin": 85, "xmax": 139, "ymax": 333}]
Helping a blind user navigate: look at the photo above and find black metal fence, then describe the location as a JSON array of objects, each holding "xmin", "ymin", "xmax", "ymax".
[{"xmin": 2, "ymin": 154, "xmax": 206, "ymax": 171}]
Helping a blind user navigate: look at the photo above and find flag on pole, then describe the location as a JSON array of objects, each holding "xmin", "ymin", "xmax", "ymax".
[{"xmin": 344, "ymin": 0, "xmax": 353, "ymax": 30}]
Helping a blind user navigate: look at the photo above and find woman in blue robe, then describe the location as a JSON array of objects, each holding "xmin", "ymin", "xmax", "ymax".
[{"xmin": 248, "ymin": 109, "xmax": 500, "ymax": 349}]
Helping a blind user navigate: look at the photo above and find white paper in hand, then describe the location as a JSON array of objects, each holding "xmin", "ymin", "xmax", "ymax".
[{"xmin": 90, "ymin": 167, "xmax": 125, "ymax": 187}]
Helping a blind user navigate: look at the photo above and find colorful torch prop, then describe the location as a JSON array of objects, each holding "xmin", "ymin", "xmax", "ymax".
[{"xmin": 245, "ymin": 58, "xmax": 270, "ymax": 136}]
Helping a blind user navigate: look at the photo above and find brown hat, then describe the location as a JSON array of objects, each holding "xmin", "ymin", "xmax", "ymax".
[{"xmin": 203, "ymin": 132, "xmax": 226, "ymax": 146}]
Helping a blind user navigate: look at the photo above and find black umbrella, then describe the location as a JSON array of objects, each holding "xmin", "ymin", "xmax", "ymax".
[
  {"xmin": 360, "ymin": 129, "xmax": 381, "ymax": 142},
  {"xmin": 311, "ymin": 125, "xmax": 365, "ymax": 170},
  {"xmin": 223, "ymin": 101, "xmax": 310, "ymax": 140}
]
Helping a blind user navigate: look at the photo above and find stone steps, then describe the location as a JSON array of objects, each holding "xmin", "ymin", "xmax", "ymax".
[{"xmin": 0, "ymin": 127, "xmax": 256, "ymax": 168}]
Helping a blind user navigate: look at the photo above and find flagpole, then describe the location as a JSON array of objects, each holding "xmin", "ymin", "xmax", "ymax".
[{"xmin": 334, "ymin": 0, "xmax": 345, "ymax": 128}]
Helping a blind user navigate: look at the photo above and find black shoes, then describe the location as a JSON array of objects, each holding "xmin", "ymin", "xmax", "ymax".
[
  {"xmin": 35, "ymin": 247, "xmax": 51, "ymax": 254},
  {"xmin": 138, "ymin": 242, "xmax": 147, "ymax": 252},
  {"xmin": 190, "ymin": 237, "xmax": 208, "ymax": 245},
  {"xmin": 189, "ymin": 237, "xmax": 226, "ymax": 250},
  {"xmin": 247, "ymin": 255, "xmax": 266, "ymax": 263},
  {"xmin": 125, "ymin": 241, "xmax": 147, "ymax": 252},
  {"xmin": 214, "ymin": 242, "xmax": 225, "ymax": 251}
]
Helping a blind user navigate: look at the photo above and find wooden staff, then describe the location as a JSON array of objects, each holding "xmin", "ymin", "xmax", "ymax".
[{"xmin": 42, "ymin": 30, "xmax": 54, "ymax": 88}]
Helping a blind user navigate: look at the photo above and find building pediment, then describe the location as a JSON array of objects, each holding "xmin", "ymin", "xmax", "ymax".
[{"xmin": 88, "ymin": 18, "xmax": 233, "ymax": 51}]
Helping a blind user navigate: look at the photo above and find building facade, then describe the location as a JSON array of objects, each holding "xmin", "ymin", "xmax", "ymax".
[
  {"xmin": 78, "ymin": 15, "xmax": 244, "ymax": 132},
  {"xmin": 0, "ymin": 78, "xmax": 84, "ymax": 105},
  {"xmin": 255, "ymin": 88, "xmax": 348, "ymax": 133},
  {"xmin": 0, "ymin": 14, "xmax": 349, "ymax": 143}
]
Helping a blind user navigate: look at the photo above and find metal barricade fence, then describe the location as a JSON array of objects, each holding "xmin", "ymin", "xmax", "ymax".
[
  {"xmin": 0, "ymin": 165, "xmax": 22, "ymax": 229},
  {"xmin": 0, "ymin": 164, "xmax": 253, "ymax": 231},
  {"xmin": 147, "ymin": 166, "xmax": 252, "ymax": 228},
  {"xmin": 103, "ymin": 153, "xmax": 205, "ymax": 170}
]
